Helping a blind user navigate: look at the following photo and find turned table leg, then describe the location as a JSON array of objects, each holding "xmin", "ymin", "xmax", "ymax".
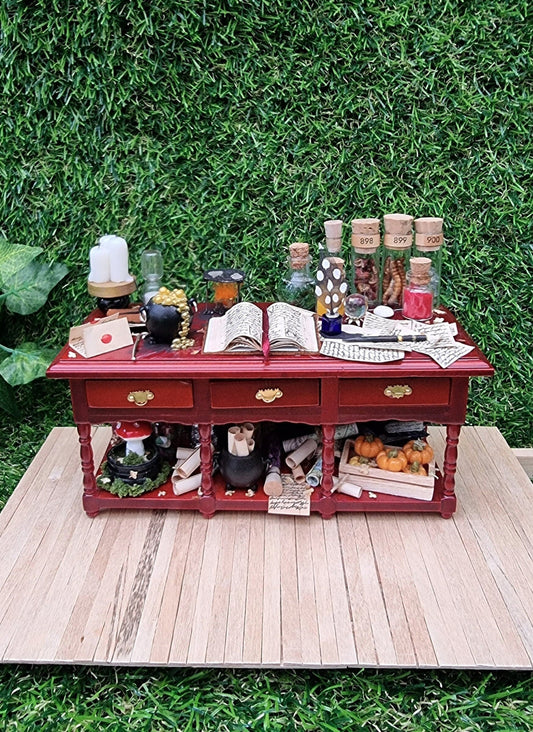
[
  {"xmin": 441, "ymin": 423, "xmax": 461, "ymax": 518},
  {"xmin": 319, "ymin": 424, "xmax": 337, "ymax": 519},
  {"xmin": 198, "ymin": 423, "xmax": 216, "ymax": 518},
  {"xmin": 77, "ymin": 422, "xmax": 99, "ymax": 517}
]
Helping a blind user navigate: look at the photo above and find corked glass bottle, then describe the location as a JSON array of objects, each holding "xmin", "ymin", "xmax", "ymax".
[
  {"xmin": 380, "ymin": 213, "xmax": 413, "ymax": 308},
  {"xmin": 402, "ymin": 257, "xmax": 434, "ymax": 321},
  {"xmin": 277, "ymin": 242, "xmax": 315, "ymax": 310},
  {"xmin": 350, "ymin": 218, "xmax": 380, "ymax": 309},
  {"xmin": 414, "ymin": 217, "xmax": 444, "ymax": 306}
]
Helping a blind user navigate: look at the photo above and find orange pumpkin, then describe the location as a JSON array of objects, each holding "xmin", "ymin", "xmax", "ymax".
[
  {"xmin": 354, "ymin": 433, "xmax": 384, "ymax": 459},
  {"xmin": 403, "ymin": 438, "xmax": 434, "ymax": 465},
  {"xmin": 402, "ymin": 460, "xmax": 427, "ymax": 476},
  {"xmin": 376, "ymin": 448, "xmax": 408, "ymax": 472}
]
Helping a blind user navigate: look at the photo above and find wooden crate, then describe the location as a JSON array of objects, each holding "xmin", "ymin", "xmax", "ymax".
[{"xmin": 338, "ymin": 439, "xmax": 436, "ymax": 501}]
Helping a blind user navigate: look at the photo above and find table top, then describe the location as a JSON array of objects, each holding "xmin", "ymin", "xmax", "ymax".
[{"xmin": 47, "ymin": 304, "xmax": 494, "ymax": 381}]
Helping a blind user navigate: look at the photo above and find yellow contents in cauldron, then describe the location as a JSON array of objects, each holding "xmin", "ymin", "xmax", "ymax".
[{"xmin": 152, "ymin": 286, "xmax": 187, "ymax": 307}]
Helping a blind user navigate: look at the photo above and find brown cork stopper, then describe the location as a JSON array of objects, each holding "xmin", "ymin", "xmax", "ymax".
[
  {"xmin": 409, "ymin": 257, "xmax": 432, "ymax": 286},
  {"xmin": 351, "ymin": 218, "xmax": 380, "ymax": 252},
  {"xmin": 323, "ymin": 219, "xmax": 343, "ymax": 253},
  {"xmin": 289, "ymin": 242, "xmax": 310, "ymax": 270},
  {"xmin": 324, "ymin": 219, "xmax": 343, "ymax": 238},
  {"xmin": 351, "ymin": 218, "xmax": 380, "ymax": 234},
  {"xmin": 415, "ymin": 217, "xmax": 444, "ymax": 251},
  {"xmin": 383, "ymin": 213, "xmax": 413, "ymax": 250}
]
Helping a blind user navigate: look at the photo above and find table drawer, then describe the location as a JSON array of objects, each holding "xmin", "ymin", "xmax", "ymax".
[
  {"xmin": 86, "ymin": 380, "xmax": 194, "ymax": 409},
  {"xmin": 339, "ymin": 378, "xmax": 451, "ymax": 407},
  {"xmin": 210, "ymin": 379, "xmax": 320, "ymax": 409}
]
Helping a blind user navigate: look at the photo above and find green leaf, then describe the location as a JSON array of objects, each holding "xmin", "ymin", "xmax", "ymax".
[
  {"xmin": 0, "ymin": 343, "xmax": 58, "ymax": 386},
  {"xmin": 0, "ymin": 377, "xmax": 20, "ymax": 418},
  {"xmin": 0, "ymin": 239, "xmax": 42, "ymax": 287},
  {"xmin": 4, "ymin": 262, "xmax": 69, "ymax": 315}
]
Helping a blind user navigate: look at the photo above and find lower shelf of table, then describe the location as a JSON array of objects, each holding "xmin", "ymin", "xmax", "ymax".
[{"xmin": 83, "ymin": 472, "xmax": 452, "ymax": 518}]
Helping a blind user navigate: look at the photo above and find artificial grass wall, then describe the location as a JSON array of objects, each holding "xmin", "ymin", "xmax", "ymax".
[{"xmin": 1, "ymin": 0, "xmax": 531, "ymax": 451}]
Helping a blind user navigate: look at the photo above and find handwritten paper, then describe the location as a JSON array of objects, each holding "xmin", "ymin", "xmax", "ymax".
[
  {"xmin": 267, "ymin": 476, "xmax": 312, "ymax": 516},
  {"xmin": 362, "ymin": 312, "xmax": 457, "ymax": 345},
  {"xmin": 414, "ymin": 341, "xmax": 474, "ymax": 368},
  {"xmin": 320, "ymin": 339, "xmax": 405, "ymax": 363}
]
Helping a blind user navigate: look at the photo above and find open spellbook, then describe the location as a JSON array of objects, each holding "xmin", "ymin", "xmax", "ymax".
[{"xmin": 203, "ymin": 301, "xmax": 319, "ymax": 353}]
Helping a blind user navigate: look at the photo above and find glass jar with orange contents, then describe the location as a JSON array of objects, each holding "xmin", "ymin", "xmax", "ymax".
[{"xmin": 203, "ymin": 269, "xmax": 245, "ymax": 313}]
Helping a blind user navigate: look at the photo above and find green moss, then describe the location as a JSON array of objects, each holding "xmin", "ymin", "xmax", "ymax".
[{"xmin": 97, "ymin": 458, "xmax": 172, "ymax": 498}]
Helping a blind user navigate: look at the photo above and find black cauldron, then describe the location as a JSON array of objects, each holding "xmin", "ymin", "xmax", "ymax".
[
  {"xmin": 106, "ymin": 443, "xmax": 161, "ymax": 485},
  {"xmin": 140, "ymin": 298, "xmax": 196, "ymax": 344},
  {"xmin": 218, "ymin": 447, "xmax": 265, "ymax": 490}
]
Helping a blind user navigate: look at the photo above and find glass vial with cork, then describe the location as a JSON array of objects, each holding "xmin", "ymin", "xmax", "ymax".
[
  {"xmin": 402, "ymin": 257, "xmax": 434, "ymax": 320},
  {"xmin": 414, "ymin": 217, "xmax": 444, "ymax": 306},
  {"xmin": 381, "ymin": 213, "xmax": 413, "ymax": 308},
  {"xmin": 277, "ymin": 242, "xmax": 315, "ymax": 310},
  {"xmin": 315, "ymin": 219, "xmax": 348, "ymax": 317},
  {"xmin": 316, "ymin": 219, "xmax": 346, "ymax": 316},
  {"xmin": 350, "ymin": 218, "xmax": 380, "ymax": 309}
]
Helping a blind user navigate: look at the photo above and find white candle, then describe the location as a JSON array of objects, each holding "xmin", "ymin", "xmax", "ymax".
[
  {"xmin": 89, "ymin": 246, "xmax": 110, "ymax": 283},
  {"xmin": 99, "ymin": 235, "xmax": 132, "ymax": 282}
]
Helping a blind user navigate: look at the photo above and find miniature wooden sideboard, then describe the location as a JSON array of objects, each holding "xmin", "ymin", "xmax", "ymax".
[{"xmin": 47, "ymin": 306, "xmax": 493, "ymax": 519}]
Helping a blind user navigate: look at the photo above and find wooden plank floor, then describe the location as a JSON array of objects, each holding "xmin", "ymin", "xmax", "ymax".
[{"xmin": 0, "ymin": 425, "xmax": 532, "ymax": 669}]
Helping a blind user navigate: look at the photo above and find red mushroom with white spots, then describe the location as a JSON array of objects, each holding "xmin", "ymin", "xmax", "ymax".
[{"xmin": 115, "ymin": 421, "xmax": 152, "ymax": 458}]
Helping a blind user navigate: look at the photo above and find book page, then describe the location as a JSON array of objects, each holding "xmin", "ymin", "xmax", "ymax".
[
  {"xmin": 203, "ymin": 302, "xmax": 263, "ymax": 353},
  {"xmin": 266, "ymin": 302, "xmax": 318, "ymax": 352}
]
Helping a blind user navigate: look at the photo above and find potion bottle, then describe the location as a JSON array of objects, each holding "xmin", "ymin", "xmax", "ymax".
[
  {"xmin": 381, "ymin": 213, "xmax": 413, "ymax": 308},
  {"xmin": 277, "ymin": 242, "xmax": 315, "ymax": 310},
  {"xmin": 351, "ymin": 218, "xmax": 381, "ymax": 309},
  {"xmin": 402, "ymin": 257, "xmax": 434, "ymax": 321},
  {"xmin": 414, "ymin": 217, "xmax": 444, "ymax": 306}
]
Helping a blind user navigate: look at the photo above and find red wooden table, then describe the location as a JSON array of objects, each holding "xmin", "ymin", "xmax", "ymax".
[{"xmin": 47, "ymin": 305, "xmax": 493, "ymax": 518}]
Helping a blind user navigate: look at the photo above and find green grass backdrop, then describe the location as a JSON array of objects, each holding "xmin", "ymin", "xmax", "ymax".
[{"xmin": 0, "ymin": 0, "xmax": 532, "ymax": 728}]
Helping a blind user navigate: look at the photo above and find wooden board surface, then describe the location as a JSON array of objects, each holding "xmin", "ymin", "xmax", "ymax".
[{"xmin": 0, "ymin": 425, "xmax": 532, "ymax": 669}]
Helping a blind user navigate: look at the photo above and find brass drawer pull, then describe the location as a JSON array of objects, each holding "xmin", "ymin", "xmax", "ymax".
[
  {"xmin": 127, "ymin": 389, "xmax": 155, "ymax": 406},
  {"xmin": 384, "ymin": 384, "xmax": 413, "ymax": 399},
  {"xmin": 255, "ymin": 388, "xmax": 283, "ymax": 403}
]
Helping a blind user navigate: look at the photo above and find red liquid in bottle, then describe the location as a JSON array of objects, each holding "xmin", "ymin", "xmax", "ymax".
[{"xmin": 402, "ymin": 287, "xmax": 433, "ymax": 320}]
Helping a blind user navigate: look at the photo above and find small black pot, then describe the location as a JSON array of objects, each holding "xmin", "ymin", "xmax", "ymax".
[
  {"xmin": 218, "ymin": 447, "xmax": 265, "ymax": 490},
  {"xmin": 106, "ymin": 444, "xmax": 161, "ymax": 485}
]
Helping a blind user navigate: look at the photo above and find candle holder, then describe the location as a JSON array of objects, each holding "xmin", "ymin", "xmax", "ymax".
[
  {"xmin": 88, "ymin": 234, "xmax": 136, "ymax": 313},
  {"xmin": 88, "ymin": 278, "xmax": 137, "ymax": 314},
  {"xmin": 203, "ymin": 268, "xmax": 245, "ymax": 314}
]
